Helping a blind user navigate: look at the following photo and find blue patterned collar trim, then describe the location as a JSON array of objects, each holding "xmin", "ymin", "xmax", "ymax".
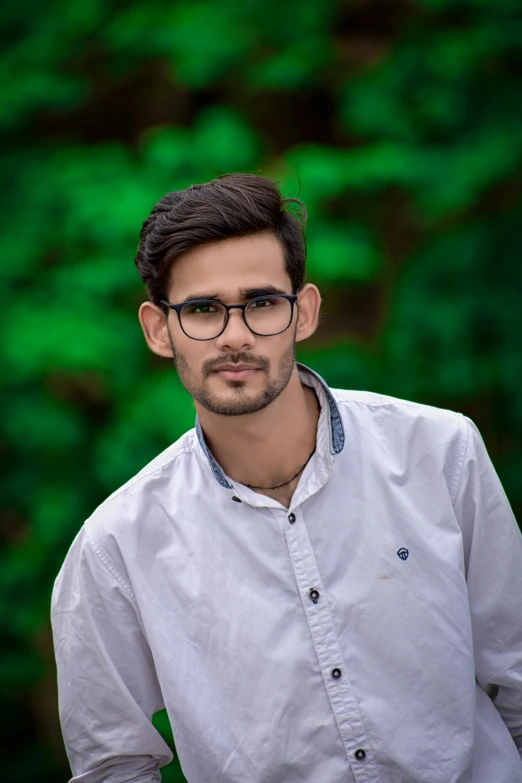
[
  {"xmin": 296, "ymin": 362, "xmax": 345, "ymax": 455},
  {"xmin": 195, "ymin": 416, "xmax": 232, "ymax": 488},
  {"xmin": 195, "ymin": 362, "xmax": 345, "ymax": 488}
]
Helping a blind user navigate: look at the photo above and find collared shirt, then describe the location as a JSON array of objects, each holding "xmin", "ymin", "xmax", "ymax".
[{"xmin": 51, "ymin": 363, "xmax": 522, "ymax": 783}]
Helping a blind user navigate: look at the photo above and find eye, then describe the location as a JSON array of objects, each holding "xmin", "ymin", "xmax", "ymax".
[
  {"xmin": 251, "ymin": 297, "xmax": 277, "ymax": 308},
  {"xmin": 186, "ymin": 303, "xmax": 218, "ymax": 314}
]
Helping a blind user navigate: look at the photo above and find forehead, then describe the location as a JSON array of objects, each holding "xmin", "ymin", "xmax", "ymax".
[{"xmin": 167, "ymin": 233, "xmax": 291, "ymax": 300}]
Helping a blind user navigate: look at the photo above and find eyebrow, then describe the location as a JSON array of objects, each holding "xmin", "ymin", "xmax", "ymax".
[{"xmin": 180, "ymin": 285, "xmax": 290, "ymax": 304}]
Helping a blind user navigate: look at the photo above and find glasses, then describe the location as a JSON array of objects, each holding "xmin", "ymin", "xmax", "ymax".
[{"xmin": 160, "ymin": 294, "xmax": 298, "ymax": 341}]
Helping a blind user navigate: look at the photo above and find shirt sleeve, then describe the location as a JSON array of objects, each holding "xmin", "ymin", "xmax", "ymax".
[
  {"xmin": 50, "ymin": 525, "xmax": 173, "ymax": 783},
  {"xmin": 453, "ymin": 415, "xmax": 522, "ymax": 757}
]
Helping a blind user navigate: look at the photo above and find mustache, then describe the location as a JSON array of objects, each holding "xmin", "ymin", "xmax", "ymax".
[{"xmin": 203, "ymin": 353, "xmax": 270, "ymax": 378}]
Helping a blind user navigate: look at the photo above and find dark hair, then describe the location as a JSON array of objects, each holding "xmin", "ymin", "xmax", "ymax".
[{"xmin": 134, "ymin": 173, "xmax": 307, "ymax": 307}]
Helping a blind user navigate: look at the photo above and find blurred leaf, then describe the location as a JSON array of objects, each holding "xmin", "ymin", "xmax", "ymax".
[
  {"xmin": 2, "ymin": 303, "xmax": 138, "ymax": 381},
  {"xmin": 307, "ymin": 223, "xmax": 382, "ymax": 283},
  {"xmin": 192, "ymin": 106, "xmax": 261, "ymax": 171},
  {"xmin": 2, "ymin": 393, "xmax": 84, "ymax": 454},
  {"xmin": 93, "ymin": 371, "xmax": 195, "ymax": 490}
]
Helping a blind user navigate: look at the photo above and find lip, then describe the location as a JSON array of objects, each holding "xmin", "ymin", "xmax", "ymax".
[
  {"xmin": 214, "ymin": 364, "xmax": 258, "ymax": 372},
  {"xmin": 213, "ymin": 365, "xmax": 260, "ymax": 381}
]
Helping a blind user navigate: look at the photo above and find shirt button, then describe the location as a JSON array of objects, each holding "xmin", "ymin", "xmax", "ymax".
[
  {"xmin": 231, "ymin": 496, "xmax": 242, "ymax": 503},
  {"xmin": 288, "ymin": 513, "xmax": 296, "ymax": 524},
  {"xmin": 354, "ymin": 749, "xmax": 366, "ymax": 761},
  {"xmin": 331, "ymin": 668, "xmax": 342, "ymax": 679},
  {"xmin": 309, "ymin": 588, "xmax": 320, "ymax": 602}
]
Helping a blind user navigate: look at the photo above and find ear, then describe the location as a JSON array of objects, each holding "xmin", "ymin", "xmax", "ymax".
[
  {"xmin": 295, "ymin": 283, "xmax": 321, "ymax": 343},
  {"xmin": 138, "ymin": 301, "xmax": 174, "ymax": 358}
]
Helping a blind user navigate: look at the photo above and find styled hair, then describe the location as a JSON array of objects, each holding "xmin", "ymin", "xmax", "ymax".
[{"xmin": 134, "ymin": 173, "xmax": 307, "ymax": 307}]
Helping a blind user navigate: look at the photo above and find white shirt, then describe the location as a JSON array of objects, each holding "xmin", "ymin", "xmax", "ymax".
[{"xmin": 51, "ymin": 363, "xmax": 522, "ymax": 783}]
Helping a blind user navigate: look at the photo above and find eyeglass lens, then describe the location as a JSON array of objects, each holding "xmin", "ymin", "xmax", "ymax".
[{"xmin": 180, "ymin": 296, "xmax": 292, "ymax": 339}]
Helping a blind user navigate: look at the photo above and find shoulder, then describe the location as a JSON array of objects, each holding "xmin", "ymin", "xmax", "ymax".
[
  {"xmin": 330, "ymin": 387, "xmax": 470, "ymax": 501},
  {"xmin": 80, "ymin": 428, "xmax": 199, "ymax": 567},
  {"xmin": 331, "ymin": 386, "xmax": 465, "ymax": 430},
  {"xmin": 94, "ymin": 427, "xmax": 197, "ymax": 508}
]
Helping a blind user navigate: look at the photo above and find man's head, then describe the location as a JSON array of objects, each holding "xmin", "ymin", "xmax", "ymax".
[{"xmin": 137, "ymin": 173, "xmax": 321, "ymax": 417}]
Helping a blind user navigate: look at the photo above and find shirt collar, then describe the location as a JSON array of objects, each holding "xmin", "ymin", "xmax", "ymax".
[{"xmin": 194, "ymin": 362, "xmax": 345, "ymax": 491}]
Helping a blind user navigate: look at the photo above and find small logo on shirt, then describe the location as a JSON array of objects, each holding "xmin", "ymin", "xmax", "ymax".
[{"xmin": 397, "ymin": 547, "xmax": 409, "ymax": 561}]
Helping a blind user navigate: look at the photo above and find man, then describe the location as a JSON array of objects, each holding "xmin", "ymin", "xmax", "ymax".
[{"xmin": 51, "ymin": 173, "xmax": 522, "ymax": 783}]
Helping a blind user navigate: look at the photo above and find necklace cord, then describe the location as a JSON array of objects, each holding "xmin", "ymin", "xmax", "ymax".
[{"xmin": 245, "ymin": 448, "xmax": 316, "ymax": 491}]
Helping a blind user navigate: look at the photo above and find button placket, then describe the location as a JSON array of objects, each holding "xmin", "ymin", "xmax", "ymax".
[{"xmin": 284, "ymin": 513, "xmax": 378, "ymax": 782}]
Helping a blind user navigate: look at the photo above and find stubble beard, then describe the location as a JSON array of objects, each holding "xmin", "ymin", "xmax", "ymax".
[{"xmin": 169, "ymin": 336, "xmax": 297, "ymax": 417}]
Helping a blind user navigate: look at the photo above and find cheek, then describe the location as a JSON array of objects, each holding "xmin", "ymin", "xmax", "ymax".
[
  {"xmin": 179, "ymin": 341, "xmax": 216, "ymax": 375},
  {"xmin": 262, "ymin": 333, "xmax": 296, "ymax": 366}
]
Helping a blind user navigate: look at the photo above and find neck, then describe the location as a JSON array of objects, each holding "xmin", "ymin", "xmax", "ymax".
[{"xmin": 196, "ymin": 367, "xmax": 320, "ymax": 504}]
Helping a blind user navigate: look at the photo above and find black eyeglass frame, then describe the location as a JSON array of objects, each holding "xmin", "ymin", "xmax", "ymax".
[{"xmin": 159, "ymin": 294, "xmax": 299, "ymax": 341}]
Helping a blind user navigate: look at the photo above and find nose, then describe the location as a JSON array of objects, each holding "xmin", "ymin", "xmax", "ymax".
[{"xmin": 215, "ymin": 307, "xmax": 255, "ymax": 352}]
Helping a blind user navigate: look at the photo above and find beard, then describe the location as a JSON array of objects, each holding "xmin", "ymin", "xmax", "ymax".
[{"xmin": 168, "ymin": 333, "xmax": 296, "ymax": 417}]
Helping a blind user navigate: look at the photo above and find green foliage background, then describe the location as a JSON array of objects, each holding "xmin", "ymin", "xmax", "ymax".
[{"xmin": 1, "ymin": 0, "xmax": 521, "ymax": 779}]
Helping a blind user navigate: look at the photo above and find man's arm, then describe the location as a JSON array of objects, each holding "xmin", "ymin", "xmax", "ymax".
[
  {"xmin": 453, "ymin": 415, "xmax": 522, "ymax": 757},
  {"xmin": 50, "ymin": 526, "xmax": 173, "ymax": 782}
]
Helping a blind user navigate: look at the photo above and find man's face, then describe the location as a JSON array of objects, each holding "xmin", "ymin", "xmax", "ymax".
[{"xmin": 164, "ymin": 233, "xmax": 298, "ymax": 417}]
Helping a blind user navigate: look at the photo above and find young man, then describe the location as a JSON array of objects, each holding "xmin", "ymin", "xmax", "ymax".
[{"xmin": 51, "ymin": 173, "xmax": 522, "ymax": 783}]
